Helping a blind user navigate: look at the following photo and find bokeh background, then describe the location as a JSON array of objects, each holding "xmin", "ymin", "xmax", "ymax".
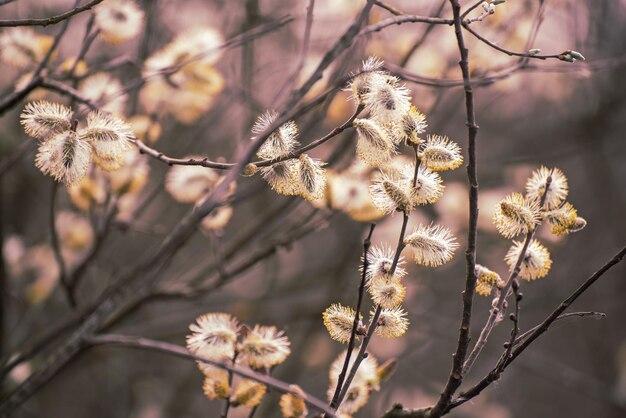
[{"xmin": 1, "ymin": 0, "xmax": 626, "ymax": 417}]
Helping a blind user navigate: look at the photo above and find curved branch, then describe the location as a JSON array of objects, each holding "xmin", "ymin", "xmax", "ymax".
[
  {"xmin": 86, "ymin": 334, "xmax": 336, "ymax": 417},
  {"xmin": 359, "ymin": 14, "xmax": 453, "ymax": 37}
]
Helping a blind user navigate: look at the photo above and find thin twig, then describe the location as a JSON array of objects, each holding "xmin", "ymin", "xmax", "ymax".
[
  {"xmin": 496, "ymin": 278, "xmax": 521, "ymax": 372},
  {"xmin": 400, "ymin": 0, "xmax": 447, "ymax": 67},
  {"xmin": 133, "ymin": 103, "xmax": 364, "ymax": 170},
  {"xmin": 359, "ymin": 15, "xmax": 453, "ymax": 37},
  {"xmin": 49, "ymin": 181, "xmax": 76, "ymax": 308},
  {"xmin": 372, "ymin": 0, "xmax": 404, "ymax": 16},
  {"xmin": 448, "ymin": 245, "xmax": 626, "ymax": 413},
  {"xmin": 0, "ymin": 0, "xmax": 104, "ymax": 27},
  {"xmin": 329, "ymin": 223, "xmax": 376, "ymax": 408},
  {"xmin": 462, "ymin": 22, "xmax": 563, "ymax": 60},
  {"xmin": 463, "ymin": 175, "xmax": 552, "ymax": 375},
  {"xmin": 513, "ymin": 311, "xmax": 606, "ymax": 346}
]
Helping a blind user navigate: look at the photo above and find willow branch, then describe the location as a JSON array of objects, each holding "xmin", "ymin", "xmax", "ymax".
[
  {"xmin": 86, "ymin": 334, "xmax": 337, "ymax": 417},
  {"xmin": 462, "ymin": 22, "xmax": 563, "ymax": 60},
  {"xmin": 428, "ymin": 2, "xmax": 479, "ymax": 416},
  {"xmin": 359, "ymin": 15, "xmax": 452, "ymax": 37}
]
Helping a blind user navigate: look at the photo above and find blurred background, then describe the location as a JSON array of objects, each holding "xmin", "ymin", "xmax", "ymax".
[{"xmin": 1, "ymin": 0, "xmax": 626, "ymax": 417}]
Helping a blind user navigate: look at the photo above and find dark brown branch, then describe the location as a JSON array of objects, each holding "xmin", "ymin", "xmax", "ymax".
[
  {"xmin": 428, "ymin": 2, "xmax": 479, "ymax": 416},
  {"xmin": 1, "ymin": 312, "xmax": 83, "ymax": 379},
  {"xmin": 85, "ymin": 334, "xmax": 337, "ymax": 417},
  {"xmin": 0, "ymin": 0, "xmax": 103, "ymax": 27}
]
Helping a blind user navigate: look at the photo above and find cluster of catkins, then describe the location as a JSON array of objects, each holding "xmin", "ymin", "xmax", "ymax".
[
  {"xmin": 313, "ymin": 58, "xmax": 464, "ymax": 416},
  {"xmin": 20, "ymin": 101, "xmax": 135, "ymax": 184},
  {"xmin": 245, "ymin": 58, "xmax": 465, "ymax": 208},
  {"xmin": 185, "ymin": 312, "xmax": 301, "ymax": 412},
  {"xmin": 478, "ymin": 167, "xmax": 587, "ymax": 300}
]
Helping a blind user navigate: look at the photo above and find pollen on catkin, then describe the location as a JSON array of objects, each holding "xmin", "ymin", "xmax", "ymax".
[
  {"xmin": 202, "ymin": 369, "xmax": 230, "ymax": 400},
  {"xmin": 419, "ymin": 135, "xmax": 463, "ymax": 172},
  {"xmin": 328, "ymin": 349, "xmax": 379, "ymax": 394},
  {"xmin": 374, "ymin": 307, "xmax": 409, "ymax": 339},
  {"xmin": 544, "ymin": 202, "xmax": 580, "ymax": 235},
  {"xmin": 280, "ymin": 386, "xmax": 308, "ymax": 418},
  {"xmin": 80, "ymin": 72, "xmax": 127, "ymax": 115},
  {"xmin": 81, "ymin": 110, "xmax": 134, "ymax": 167},
  {"xmin": 0, "ymin": 28, "xmax": 52, "ymax": 68},
  {"xmin": 474, "ymin": 264, "xmax": 504, "ymax": 297},
  {"xmin": 369, "ymin": 277, "xmax": 406, "ymax": 308},
  {"xmin": 526, "ymin": 166, "xmax": 568, "ymax": 210},
  {"xmin": 505, "ymin": 239, "xmax": 552, "ymax": 281},
  {"xmin": 237, "ymin": 325, "xmax": 291, "ymax": 369},
  {"xmin": 353, "ymin": 118, "xmax": 394, "ymax": 166},
  {"xmin": 323, "ymin": 303, "xmax": 360, "ymax": 344},
  {"xmin": 347, "ymin": 56, "xmax": 385, "ymax": 105},
  {"xmin": 493, "ymin": 193, "xmax": 541, "ymax": 238},
  {"xmin": 404, "ymin": 224, "xmax": 458, "ymax": 267},
  {"xmin": 259, "ymin": 160, "xmax": 301, "ymax": 196},
  {"xmin": 231, "ymin": 380, "xmax": 267, "ymax": 408},
  {"xmin": 201, "ymin": 205, "xmax": 233, "ymax": 233}
]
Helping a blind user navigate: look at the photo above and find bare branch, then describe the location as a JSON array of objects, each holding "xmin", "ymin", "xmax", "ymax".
[{"xmin": 0, "ymin": 0, "xmax": 104, "ymax": 27}]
